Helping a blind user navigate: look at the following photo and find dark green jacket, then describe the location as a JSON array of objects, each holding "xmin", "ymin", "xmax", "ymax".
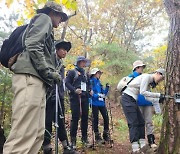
[{"xmin": 11, "ymin": 13, "xmax": 56, "ymax": 87}]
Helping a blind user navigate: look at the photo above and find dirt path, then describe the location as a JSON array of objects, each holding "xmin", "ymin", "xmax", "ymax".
[{"xmin": 73, "ymin": 99, "xmax": 132, "ymax": 154}]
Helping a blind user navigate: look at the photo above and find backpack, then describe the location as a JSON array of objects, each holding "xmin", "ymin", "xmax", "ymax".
[
  {"xmin": 67, "ymin": 68, "xmax": 88, "ymax": 85},
  {"xmin": 117, "ymin": 76, "xmax": 134, "ymax": 93},
  {"xmin": 0, "ymin": 24, "xmax": 28, "ymax": 68}
]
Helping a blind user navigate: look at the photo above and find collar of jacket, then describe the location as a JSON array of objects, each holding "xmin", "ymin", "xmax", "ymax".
[
  {"xmin": 75, "ymin": 66, "xmax": 85, "ymax": 74},
  {"xmin": 129, "ymin": 71, "xmax": 141, "ymax": 78}
]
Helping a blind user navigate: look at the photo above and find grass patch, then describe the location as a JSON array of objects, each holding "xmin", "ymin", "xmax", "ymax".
[{"xmin": 152, "ymin": 114, "xmax": 163, "ymax": 133}]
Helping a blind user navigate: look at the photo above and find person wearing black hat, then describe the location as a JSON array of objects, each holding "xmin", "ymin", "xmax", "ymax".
[
  {"xmin": 3, "ymin": 2, "xmax": 68, "ymax": 154},
  {"xmin": 42, "ymin": 40, "xmax": 74, "ymax": 154},
  {"xmin": 65, "ymin": 56, "xmax": 92, "ymax": 149}
]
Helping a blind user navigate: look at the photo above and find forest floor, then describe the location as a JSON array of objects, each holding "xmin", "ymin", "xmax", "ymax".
[{"xmin": 40, "ymin": 94, "xmax": 162, "ymax": 154}]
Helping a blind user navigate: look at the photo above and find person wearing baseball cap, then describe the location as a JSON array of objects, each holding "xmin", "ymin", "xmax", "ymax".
[
  {"xmin": 129, "ymin": 61, "xmax": 162, "ymax": 151},
  {"xmin": 121, "ymin": 66, "xmax": 165, "ymax": 153},
  {"xmin": 90, "ymin": 68, "xmax": 110, "ymax": 144},
  {"xmin": 3, "ymin": 2, "xmax": 68, "ymax": 154}
]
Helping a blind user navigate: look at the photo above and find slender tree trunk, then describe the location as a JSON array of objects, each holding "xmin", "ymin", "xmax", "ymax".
[{"xmin": 158, "ymin": 1, "xmax": 180, "ymax": 153}]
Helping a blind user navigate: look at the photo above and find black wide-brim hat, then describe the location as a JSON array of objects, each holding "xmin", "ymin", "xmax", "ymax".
[
  {"xmin": 37, "ymin": 1, "xmax": 68, "ymax": 22},
  {"xmin": 55, "ymin": 40, "xmax": 72, "ymax": 52}
]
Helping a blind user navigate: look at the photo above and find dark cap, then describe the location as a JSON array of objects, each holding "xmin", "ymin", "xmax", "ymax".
[
  {"xmin": 75, "ymin": 56, "xmax": 91, "ymax": 67},
  {"xmin": 55, "ymin": 40, "xmax": 71, "ymax": 52},
  {"xmin": 37, "ymin": 1, "xmax": 68, "ymax": 22}
]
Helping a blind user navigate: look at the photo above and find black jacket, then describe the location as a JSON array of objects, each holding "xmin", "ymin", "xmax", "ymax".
[{"xmin": 65, "ymin": 67, "xmax": 91, "ymax": 96}]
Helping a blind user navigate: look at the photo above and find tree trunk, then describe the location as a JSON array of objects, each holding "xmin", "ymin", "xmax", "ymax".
[{"xmin": 158, "ymin": 0, "xmax": 180, "ymax": 153}]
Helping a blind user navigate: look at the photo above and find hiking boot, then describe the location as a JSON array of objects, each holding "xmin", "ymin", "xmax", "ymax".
[
  {"xmin": 139, "ymin": 139, "xmax": 149, "ymax": 153},
  {"xmin": 132, "ymin": 142, "xmax": 140, "ymax": 153},
  {"xmin": 147, "ymin": 134, "xmax": 158, "ymax": 149},
  {"xmin": 43, "ymin": 144, "xmax": 53, "ymax": 154},
  {"xmin": 95, "ymin": 132, "xmax": 104, "ymax": 144},
  {"xmin": 63, "ymin": 145, "xmax": 77, "ymax": 154},
  {"xmin": 81, "ymin": 137, "xmax": 92, "ymax": 148},
  {"xmin": 71, "ymin": 137, "xmax": 77, "ymax": 150},
  {"xmin": 103, "ymin": 130, "xmax": 110, "ymax": 142}
]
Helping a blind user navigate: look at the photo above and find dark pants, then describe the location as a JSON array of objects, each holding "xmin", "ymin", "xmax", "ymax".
[
  {"xmin": 70, "ymin": 94, "xmax": 89, "ymax": 140},
  {"xmin": 121, "ymin": 93, "xmax": 145, "ymax": 143},
  {"xmin": 0, "ymin": 126, "xmax": 6, "ymax": 154},
  {"xmin": 92, "ymin": 105, "xmax": 109, "ymax": 133},
  {"xmin": 43, "ymin": 97, "xmax": 68, "ymax": 146}
]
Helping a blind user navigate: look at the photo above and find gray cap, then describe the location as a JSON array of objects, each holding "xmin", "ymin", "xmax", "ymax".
[
  {"xmin": 37, "ymin": 1, "xmax": 68, "ymax": 22},
  {"xmin": 155, "ymin": 68, "xmax": 165, "ymax": 77}
]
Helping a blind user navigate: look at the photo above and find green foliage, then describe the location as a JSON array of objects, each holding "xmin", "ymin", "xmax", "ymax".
[
  {"xmin": 118, "ymin": 119, "xmax": 128, "ymax": 131},
  {"xmin": 0, "ymin": 68, "xmax": 13, "ymax": 136},
  {"xmin": 152, "ymin": 114, "xmax": 163, "ymax": 133},
  {"xmin": 92, "ymin": 42, "xmax": 138, "ymax": 84}
]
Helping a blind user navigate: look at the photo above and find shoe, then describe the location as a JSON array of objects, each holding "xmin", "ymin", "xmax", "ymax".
[
  {"xmin": 132, "ymin": 141, "xmax": 140, "ymax": 153},
  {"xmin": 43, "ymin": 144, "xmax": 53, "ymax": 154},
  {"xmin": 63, "ymin": 145, "xmax": 76, "ymax": 154},
  {"xmin": 103, "ymin": 130, "xmax": 110, "ymax": 142},
  {"xmin": 139, "ymin": 139, "xmax": 146, "ymax": 148},
  {"xmin": 81, "ymin": 138, "xmax": 92, "ymax": 148},
  {"xmin": 71, "ymin": 137, "xmax": 77, "ymax": 150},
  {"xmin": 95, "ymin": 132, "xmax": 104, "ymax": 144},
  {"xmin": 147, "ymin": 134, "xmax": 158, "ymax": 149},
  {"xmin": 151, "ymin": 143, "xmax": 158, "ymax": 149}
]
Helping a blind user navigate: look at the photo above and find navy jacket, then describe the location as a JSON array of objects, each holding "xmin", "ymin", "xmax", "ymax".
[
  {"xmin": 65, "ymin": 67, "xmax": 91, "ymax": 97},
  {"xmin": 129, "ymin": 71, "xmax": 152, "ymax": 106}
]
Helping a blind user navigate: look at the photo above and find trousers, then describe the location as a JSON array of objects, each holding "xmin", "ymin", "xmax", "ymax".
[
  {"xmin": 3, "ymin": 74, "xmax": 46, "ymax": 154},
  {"xmin": 121, "ymin": 93, "xmax": 145, "ymax": 143}
]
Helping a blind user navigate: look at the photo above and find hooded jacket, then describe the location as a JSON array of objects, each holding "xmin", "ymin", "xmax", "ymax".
[{"xmin": 11, "ymin": 13, "xmax": 56, "ymax": 87}]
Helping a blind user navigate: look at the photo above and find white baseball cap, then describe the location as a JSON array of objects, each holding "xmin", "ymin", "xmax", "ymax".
[{"xmin": 90, "ymin": 68, "xmax": 102, "ymax": 75}]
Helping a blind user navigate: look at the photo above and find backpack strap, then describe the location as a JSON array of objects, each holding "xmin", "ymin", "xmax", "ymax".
[
  {"xmin": 72, "ymin": 68, "xmax": 80, "ymax": 85},
  {"xmin": 121, "ymin": 77, "xmax": 134, "ymax": 92}
]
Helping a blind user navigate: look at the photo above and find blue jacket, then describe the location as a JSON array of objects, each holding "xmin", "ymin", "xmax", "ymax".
[
  {"xmin": 90, "ymin": 77, "xmax": 109, "ymax": 106},
  {"xmin": 129, "ymin": 71, "xmax": 152, "ymax": 106}
]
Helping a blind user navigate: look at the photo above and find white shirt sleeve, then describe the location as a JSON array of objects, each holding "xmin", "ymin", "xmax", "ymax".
[{"xmin": 140, "ymin": 75, "xmax": 160, "ymax": 102}]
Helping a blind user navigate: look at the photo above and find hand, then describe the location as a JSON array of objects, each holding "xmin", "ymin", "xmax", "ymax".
[
  {"xmin": 159, "ymin": 94, "xmax": 165, "ymax": 103},
  {"xmin": 49, "ymin": 71, "xmax": 62, "ymax": 84},
  {"xmin": 75, "ymin": 88, "xmax": 82, "ymax": 95},
  {"xmin": 98, "ymin": 93, "xmax": 105, "ymax": 98},
  {"xmin": 89, "ymin": 90, "xmax": 93, "ymax": 96},
  {"xmin": 106, "ymin": 83, "xmax": 110, "ymax": 88}
]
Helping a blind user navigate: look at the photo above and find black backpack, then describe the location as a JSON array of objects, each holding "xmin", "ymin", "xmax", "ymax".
[{"xmin": 0, "ymin": 24, "xmax": 28, "ymax": 68}]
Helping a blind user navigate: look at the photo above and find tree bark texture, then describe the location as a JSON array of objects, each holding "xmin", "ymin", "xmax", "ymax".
[{"xmin": 158, "ymin": 0, "xmax": 180, "ymax": 153}]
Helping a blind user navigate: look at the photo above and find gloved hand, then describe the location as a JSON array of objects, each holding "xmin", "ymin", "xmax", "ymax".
[
  {"xmin": 106, "ymin": 83, "xmax": 110, "ymax": 88},
  {"xmin": 75, "ymin": 88, "xmax": 82, "ymax": 95},
  {"xmin": 98, "ymin": 93, "xmax": 105, "ymax": 98},
  {"xmin": 48, "ymin": 71, "xmax": 62, "ymax": 84},
  {"xmin": 159, "ymin": 94, "xmax": 165, "ymax": 103}
]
